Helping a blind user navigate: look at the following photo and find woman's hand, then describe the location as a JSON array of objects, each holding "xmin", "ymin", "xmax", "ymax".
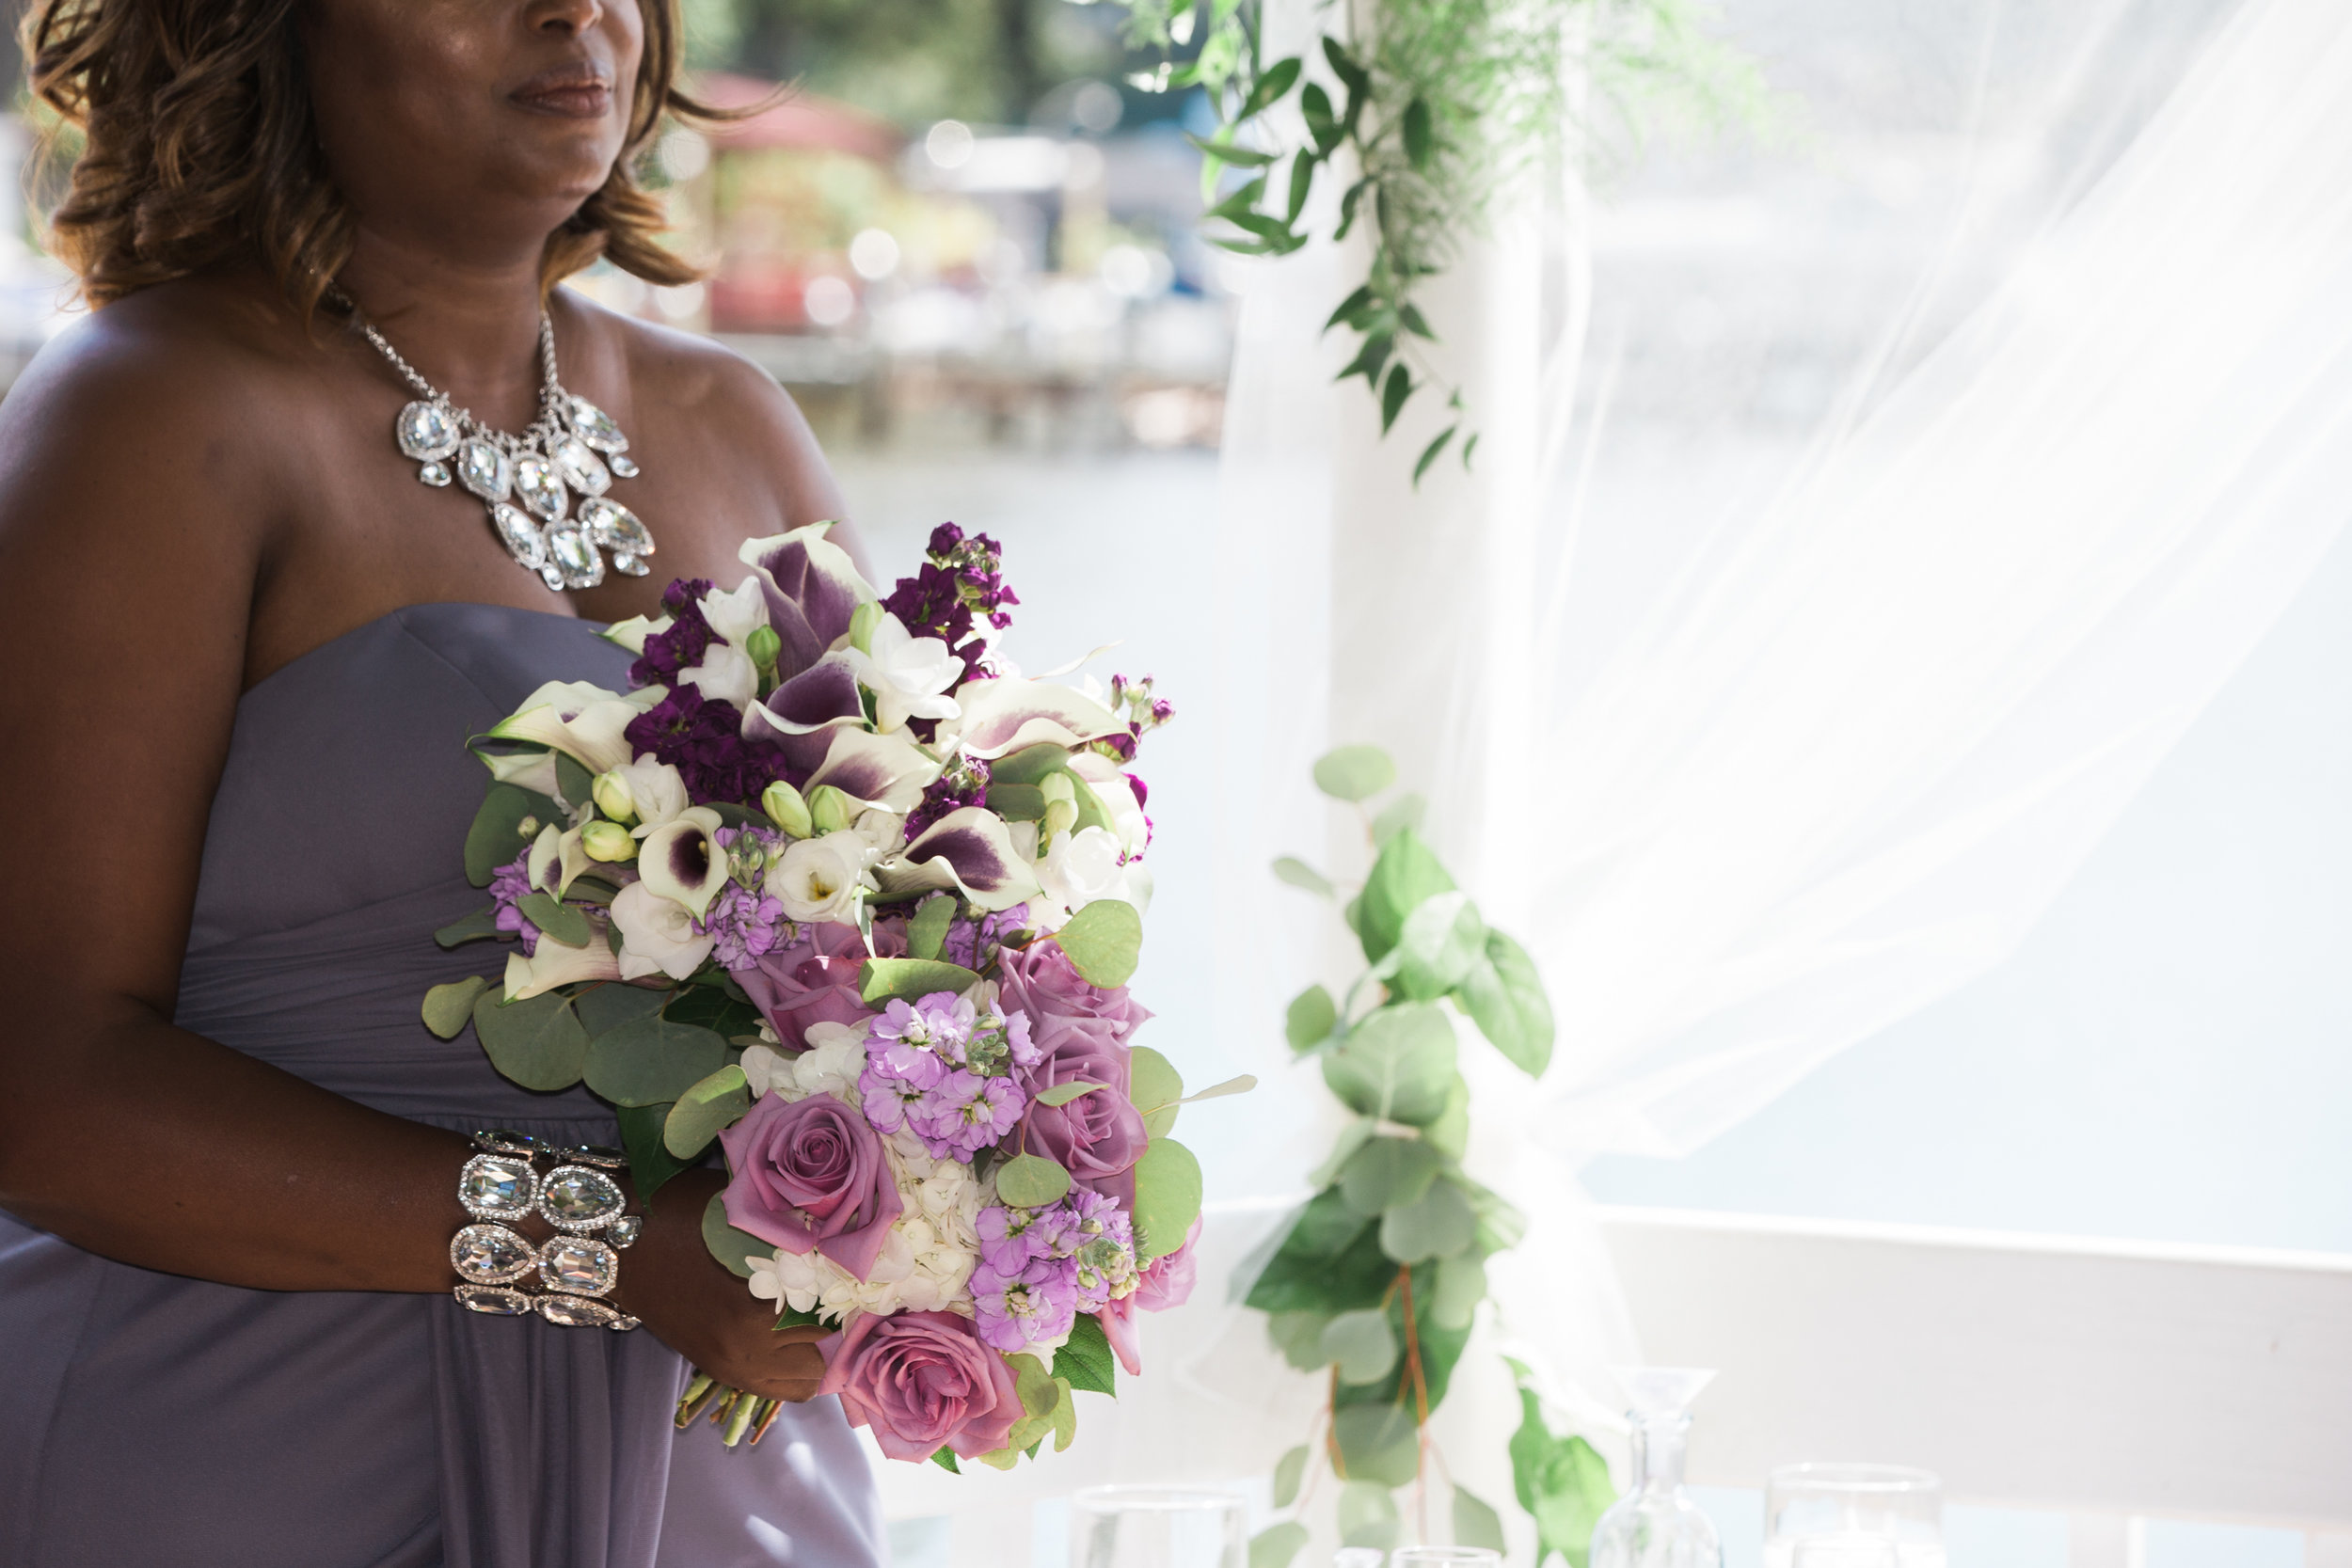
[{"xmin": 612, "ymin": 1168, "xmax": 829, "ymax": 1402}]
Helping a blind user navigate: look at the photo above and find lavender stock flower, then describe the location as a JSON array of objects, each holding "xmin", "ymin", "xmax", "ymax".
[
  {"xmin": 487, "ymin": 851, "xmax": 544, "ymax": 956},
  {"xmin": 969, "ymin": 1256, "xmax": 1079, "ymax": 1352}
]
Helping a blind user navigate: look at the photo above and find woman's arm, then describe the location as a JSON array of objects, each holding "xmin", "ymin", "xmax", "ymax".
[{"xmin": 0, "ymin": 308, "xmax": 823, "ymax": 1396}]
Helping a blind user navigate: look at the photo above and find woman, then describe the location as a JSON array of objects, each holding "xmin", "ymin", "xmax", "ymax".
[{"xmin": 0, "ymin": 1, "xmax": 887, "ymax": 1563}]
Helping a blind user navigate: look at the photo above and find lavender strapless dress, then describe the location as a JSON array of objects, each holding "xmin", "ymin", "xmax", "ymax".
[{"xmin": 0, "ymin": 603, "xmax": 886, "ymax": 1568}]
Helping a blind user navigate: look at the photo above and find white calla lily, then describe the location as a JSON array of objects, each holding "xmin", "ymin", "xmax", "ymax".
[
  {"xmin": 526, "ymin": 823, "xmax": 563, "ymax": 894},
  {"xmin": 482, "ymin": 748, "xmax": 562, "ymax": 800},
  {"xmin": 610, "ymin": 880, "xmax": 716, "ymax": 982},
  {"xmin": 598, "ymin": 613, "xmax": 672, "ymax": 657},
  {"xmin": 504, "ymin": 933, "xmax": 624, "ymax": 1000},
  {"xmin": 490, "ymin": 680, "xmax": 651, "ymax": 774},
  {"xmin": 636, "ymin": 805, "xmax": 729, "ymax": 920}
]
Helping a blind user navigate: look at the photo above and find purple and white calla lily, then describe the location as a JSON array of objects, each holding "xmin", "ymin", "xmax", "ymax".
[
  {"xmin": 637, "ymin": 804, "xmax": 730, "ymax": 920},
  {"xmin": 941, "ymin": 676, "xmax": 1128, "ymax": 760},
  {"xmin": 875, "ymin": 806, "xmax": 1042, "ymax": 912},
  {"xmin": 489, "ymin": 680, "xmax": 659, "ymax": 775},
  {"xmin": 739, "ymin": 525, "xmax": 877, "ymax": 684}
]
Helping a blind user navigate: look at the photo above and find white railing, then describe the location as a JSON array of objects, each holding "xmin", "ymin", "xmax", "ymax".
[{"xmin": 1597, "ymin": 1206, "xmax": 2352, "ymax": 1567}]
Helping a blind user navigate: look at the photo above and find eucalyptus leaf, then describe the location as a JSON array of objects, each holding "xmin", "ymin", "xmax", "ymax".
[
  {"xmin": 1273, "ymin": 1445, "xmax": 1310, "ymax": 1508},
  {"xmin": 1312, "ymin": 743, "xmax": 1395, "ymax": 801},
  {"xmin": 1271, "ymin": 856, "xmax": 1336, "ymax": 897},
  {"xmin": 1458, "ymin": 928, "xmax": 1555, "ymax": 1076},
  {"xmin": 1356, "ymin": 828, "xmax": 1456, "ymax": 965},
  {"xmin": 584, "ymin": 1012, "xmax": 728, "ymax": 1107},
  {"xmin": 1266, "ymin": 1309, "xmax": 1333, "ymax": 1370},
  {"xmin": 574, "ymin": 982, "xmax": 668, "ymax": 1035},
  {"xmin": 1454, "ymin": 1484, "xmax": 1507, "ymax": 1553},
  {"xmin": 1182, "ymin": 1074, "xmax": 1256, "ymax": 1103},
  {"xmin": 1424, "ymin": 1073, "xmax": 1471, "ymax": 1159},
  {"xmin": 1338, "ymin": 1135, "xmax": 1442, "ymax": 1216},
  {"xmin": 1035, "ymin": 1081, "xmax": 1107, "ymax": 1108},
  {"xmin": 1431, "ymin": 1251, "xmax": 1487, "ymax": 1331},
  {"xmin": 907, "ymin": 895, "xmax": 957, "ymax": 962},
  {"xmin": 422, "ymin": 975, "xmax": 491, "ymax": 1039},
  {"xmin": 464, "ymin": 783, "xmax": 558, "ymax": 887},
  {"xmin": 1248, "ymin": 1523, "xmax": 1310, "ymax": 1568},
  {"xmin": 858, "ymin": 958, "xmax": 982, "ymax": 1007},
  {"xmin": 1321, "ymin": 1307, "xmax": 1399, "ymax": 1385},
  {"xmin": 1130, "ymin": 1043, "xmax": 1184, "ymax": 1136},
  {"xmin": 1338, "ymin": 1472, "xmax": 1407, "ymax": 1539},
  {"xmin": 1130, "ymin": 1136, "xmax": 1202, "ymax": 1262},
  {"xmin": 472, "ymin": 988, "xmax": 588, "ymax": 1091},
  {"xmin": 1055, "ymin": 898, "xmax": 1143, "ymax": 988},
  {"xmin": 554, "ymin": 751, "xmax": 596, "ymax": 814},
  {"xmin": 617, "ymin": 1101, "xmax": 694, "ymax": 1201},
  {"xmin": 1309, "ymin": 1120, "xmax": 1376, "ymax": 1189},
  {"xmin": 434, "ymin": 907, "xmax": 503, "ymax": 948},
  {"xmin": 988, "ymin": 743, "xmax": 1074, "ymax": 786},
  {"xmin": 701, "ymin": 1192, "xmax": 771, "ymax": 1279},
  {"xmin": 994, "ymin": 1152, "xmax": 1073, "ymax": 1208},
  {"xmin": 1511, "ymin": 1372, "xmax": 1617, "ymax": 1568},
  {"xmin": 1370, "ymin": 791, "xmax": 1427, "ymax": 846},
  {"xmin": 663, "ymin": 1063, "xmax": 751, "ymax": 1158},
  {"xmin": 1285, "ymin": 983, "xmax": 1338, "ymax": 1051},
  {"xmin": 1379, "ymin": 1175, "xmax": 1479, "ymax": 1263},
  {"xmin": 516, "ymin": 891, "xmax": 593, "ymax": 949},
  {"xmin": 1320, "ymin": 1002, "xmax": 1455, "ymax": 1125},
  {"xmin": 1391, "ymin": 890, "xmax": 1486, "ymax": 1000}
]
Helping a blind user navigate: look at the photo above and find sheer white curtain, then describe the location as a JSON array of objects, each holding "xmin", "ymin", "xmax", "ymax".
[{"xmin": 877, "ymin": 0, "xmax": 2352, "ymax": 1555}]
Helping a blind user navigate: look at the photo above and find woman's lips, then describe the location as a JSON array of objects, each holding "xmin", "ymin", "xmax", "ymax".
[{"xmin": 511, "ymin": 69, "xmax": 612, "ymax": 119}]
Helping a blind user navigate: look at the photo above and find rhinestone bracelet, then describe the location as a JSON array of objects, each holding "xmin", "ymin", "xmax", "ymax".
[{"xmin": 450, "ymin": 1129, "xmax": 643, "ymax": 1330}]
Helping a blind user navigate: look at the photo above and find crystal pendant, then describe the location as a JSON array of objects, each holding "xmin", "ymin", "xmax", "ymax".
[
  {"xmin": 452, "ymin": 1223, "xmax": 536, "ymax": 1284},
  {"xmin": 579, "ymin": 497, "xmax": 654, "ymax": 561},
  {"xmin": 455, "ymin": 1285, "xmax": 532, "ymax": 1316},
  {"xmin": 539, "ymin": 1235, "xmax": 619, "ymax": 1295},
  {"xmin": 610, "ymin": 453, "xmax": 640, "ymax": 478},
  {"xmin": 536, "ymin": 1292, "xmax": 623, "ymax": 1328},
  {"xmin": 458, "ymin": 1154, "xmax": 536, "ymax": 1220},
  {"xmin": 537, "ymin": 1164, "xmax": 625, "ymax": 1230},
  {"xmin": 514, "ymin": 453, "xmax": 567, "ymax": 522},
  {"xmin": 552, "ymin": 435, "xmax": 611, "ymax": 497},
  {"xmin": 613, "ymin": 554, "xmax": 649, "ymax": 578},
  {"xmin": 419, "ymin": 461, "xmax": 452, "ymax": 487},
  {"xmin": 566, "ymin": 395, "xmax": 628, "ymax": 453},
  {"xmin": 560, "ymin": 1144, "xmax": 628, "ymax": 1168},
  {"xmin": 458, "ymin": 438, "xmax": 513, "ymax": 501},
  {"xmin": 546, "ymin": 527, "xmax": 605, "ymax": 591},
  {"xmin": 490, "ymin": 502, "xmax": 549, "ymax": 574},
  {"xmin": 396, "ymin": 400, "xmax": 459, "ymax": 460},
  {"xmin": 606, "ymin": 1214, "xmax": 644, "ymax": 1249}
]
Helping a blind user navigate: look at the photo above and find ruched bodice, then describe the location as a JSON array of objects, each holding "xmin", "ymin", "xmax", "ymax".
[{"xmin": 0, "ymin": 604, "xmax": 884, "ymax": 1568}]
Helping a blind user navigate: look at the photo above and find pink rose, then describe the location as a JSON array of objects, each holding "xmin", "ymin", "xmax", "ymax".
[
  {"xmin": 1097, "ymin": 1214, "xmax": 1201, "ymax": 1376},
  {"xmin": 1014, "ymin": 1031, "xmax": 1148, "ymax": 1203},
  {"xmin": 818, "ymin": 1309, "xmax": 1025, "ymax": 1461},
  {"xmin": 718, "ymin": 1092, "xmax": 903, "ymax": 1280},
  {"xmin": 737, "ymin": 920, "xmax": 904, "ymax": 1049},
  {"xmin": 994, "ymin": 942, "xmax": 1152, "ymax": 1058}
]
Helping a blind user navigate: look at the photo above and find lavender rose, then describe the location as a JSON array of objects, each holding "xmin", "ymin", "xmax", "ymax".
[
  {"xmin": 737, "ymin": 920, "xmax": 903, "ymax": 1049},
  {"xmin": 718, "ymin": 1093, "xmax": 903, "ymax": 1280},
  {"xmin": 993, "ymin": 942, "xmax": 1152, "ymax": 1058},
  {"xmin": 1014, "ymin": 1031, "xmax": 1149, "ymax": 1202},
  {"xmin": 817, "ymin": 1309, "xmax": 1025, "ymax": 1461}
]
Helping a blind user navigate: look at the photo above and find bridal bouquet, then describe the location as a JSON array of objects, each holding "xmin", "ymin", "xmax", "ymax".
[{"xmin": 422, "ymin": 522, "xmax": 1234, "ymax": 1466}]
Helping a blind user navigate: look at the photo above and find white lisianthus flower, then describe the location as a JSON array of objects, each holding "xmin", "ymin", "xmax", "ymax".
[
  {"xmin": 609, "ymin": 879, "xmax": 715, "ymax": 981},
  {"xmin": 767, "ymin": 832, "xmax": 872, "ymax": 924},
  {"xmin": 614, "ymin": 757, "xmax": 691, "ymax": 835},
  {"xmin": 1034, "ymin": 825, "xmax": 1146, "ymax": 929},
  {"xmin": 847, "ymin": 612, "xmax": 962, "ymax": 733}
]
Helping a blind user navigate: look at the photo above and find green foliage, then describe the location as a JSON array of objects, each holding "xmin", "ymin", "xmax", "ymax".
[
  {"xmin": 585, "ymin": 1012, "xmax": 730, "ymax": 1106},
  {"xmin": 434, "ymin": 907, "xmax": 503, "ymax": 948},
  {"xmin": 1055, "ymin": 897, "xmax": 1145, "ymax": 988},
  {"xmin": 701, "ymin": 1192, "xmax": 772, "ymax": 1279},
  {"xmin": 1454, "ymin": 1484, "xmax": 1508, "ymax": 1552},
  {"xmin": 1338, "ymin": 1136, "xmax": 1441, "ymax": 1214},
  {"xmin": 1321, "ymin": 1002, "xmax": 1456, "ymax": 1124},
  {"xmin": 464, "ymin": 783, "xmax": 558, "ymax": 887},
  {"xmin": 1334, "ymin": 1406, "xmax": 1420, "ymax": 1487},
  {"xmin": 473, "ymin": 988, "xmax": 589, "ymax": 1091},
  {"xmin": 422, "ymin": 976, "xmax": 491, "ymax": 1039},
  {"xmin": 1508, "ymin": 1360, "xmax": 1617, "ymax": 1568},
  {"xmin": 996, "ymin": 1151, "xmax": 1074, "ymax": 1207},
  {"xmin": 1285, "ymin": 984, "xmax": 1338, "ymax": 1051},
  {"xmin": 1273, "ymin": 1445, "xmax": 1310, "ymax": 1508},
  {"xmin": 1321, "ymin": 1307, "xmax": 1400, "ymax": 1384},
  {"xmin": 1130, "ymin": 1044, "xmax": 1184, "ymax": 1135},
  {"xmin": 907, "ymin": 895, "xmax": 957, "ymax": 961},
  {"xmin": 1249, "ymin": 1522, "xmax": 1310, "ymax": 1568},
  {"xmin": 1130, "ymin": 1136, "xmax": 1203, "ymax": 1261},
  {"xmin": 618, "ymin": 1102, "xmax": 697, "ymax": 1200},
  {"xmin": 858, "ymin": 958, "xmax": 983, "ymax": 1007},
  {"xmin": 1313, "ymin": 743, "xmax": 1399, "ymax": 800},
  {"xmin": 1272, "ymin": 856, "xmax": 1337, "ymax": 897},
  {"xmin": 1053, "ymin": 1311, "xmax": 1119, "ymax": 1396},
  {"xmin": 1460, "ymin": 927, "xmax": 1556, "ymax": 1075},
  {"xmin": 517, "ymin": 891, "xmax": 593, "ymax": 948},
  {"xmin": 1357, "ymin": 829, "xmax": 1457, "ymax": 964},
  {"xmin": 1379, "ymin": 1173, "xmax": 1479, "ymax": 1262},
  {"xmin": 664, "ymin": 1064, "xmax": 752, "ymax": 1158},
  {"xmin": 1338, "ymin": 1480, "xmax": 1402, "ymax": 1549}
]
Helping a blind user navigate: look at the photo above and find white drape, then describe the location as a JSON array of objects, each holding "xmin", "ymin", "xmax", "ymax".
[{"xmin": 879, "ymin": 0, "xmax": 2352, "ymax": 1558}]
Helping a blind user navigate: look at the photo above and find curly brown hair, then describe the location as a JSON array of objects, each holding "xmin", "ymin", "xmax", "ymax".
[{"xmin": 21, "ymin": 0, "xmax": 712, "ymax": 314}]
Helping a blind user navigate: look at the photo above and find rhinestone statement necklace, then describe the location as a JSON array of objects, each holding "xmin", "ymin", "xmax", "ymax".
[{"xmin": 362, "ymin": 310, "xmax": 657, "ymax": 592}]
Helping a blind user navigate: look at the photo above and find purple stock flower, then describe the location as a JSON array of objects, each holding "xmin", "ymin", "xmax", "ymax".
[
  {"xmin": 623, "ymin": 682, "xmax": 798, "ymax": 806},
  {"xmin": 909, "ymin": 1070, "xmax": 1024, "ymax": 1157},
  {"xmin": 857, "ymin": 991, "xmax": 1036, "ymax": 1158},
  {"xmin": 882, "ymin": 524, "xmax": 1020, "ymax": 696},
  {"xmin": 941, "ymin": 904, "xmax": 1031, "ymax": 972},
  {"xmin": 969, "ymin": 1256, "xmax": 1079, "ymax": 1352},
  {"xmin": 906, "ymin": 754, "xmax": 992, "ymax": 841},
  {"xmin": 976, "ymin": 1188, "xmax": 1136, "ymax": 1309},
  {"xmin": 703, "ymin": 881, "xmax": 787, "ymax": 970},
  {"xmin": 627, "ymin": 578, "xmax": 719, "ymax": 689},
  {"xmin": 486, "ymin": 851, "xmax": 544, "ymax": 957}
]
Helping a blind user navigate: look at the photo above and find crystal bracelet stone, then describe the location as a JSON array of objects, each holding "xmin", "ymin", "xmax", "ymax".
[{"xmin": 451, "ymin": 1130, "xmax": 641, "ymax": 1330}]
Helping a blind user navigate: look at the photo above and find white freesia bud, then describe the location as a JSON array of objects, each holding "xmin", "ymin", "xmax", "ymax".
[
  {"xmin": 591, "ymin": 768, "xmax": 637, "ymax": 823},
  {"xmin": 806, "ymin": 784, "xmax": 857, "ymax": 835},
  {"xmin": 767, "ymin": 832, "xmax": 872, "ymax": 924},
  {"xmin": 761, "ymin": 779, "xmax": 814, "ymax": 838},
  {"xmin": 581, "ymin": 820, "xmax": 637, "ymax": 862},
  {"xmin": 618, "ymin": 758, "xmax": 691, "ymax": 836},
  {"xmin": 1038, "ymin": 825, "xmax": 1138, "ymax": 919}
]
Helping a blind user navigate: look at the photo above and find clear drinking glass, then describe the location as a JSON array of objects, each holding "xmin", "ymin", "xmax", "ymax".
[
  {"xmin": 1391, "ymin": 1550, "xmax": 1503, "ymax": 1565},
  {"xmin": 1587, "ymin": 1369, "xmax": 1724, "ymax": 1568},
  {"xmin": 1762, "ymin": 1465, "xmax": 1944, "ymax": 1568},
  {"xmin": 1069, "ymin": 1486, "xmax": 1248, "ymax": 1568}
]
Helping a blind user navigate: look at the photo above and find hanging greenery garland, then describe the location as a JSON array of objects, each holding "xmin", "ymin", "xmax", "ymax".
[{"xmin": 1110, "ymin": 0, "xmax": 1758, "ymax": 481}]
